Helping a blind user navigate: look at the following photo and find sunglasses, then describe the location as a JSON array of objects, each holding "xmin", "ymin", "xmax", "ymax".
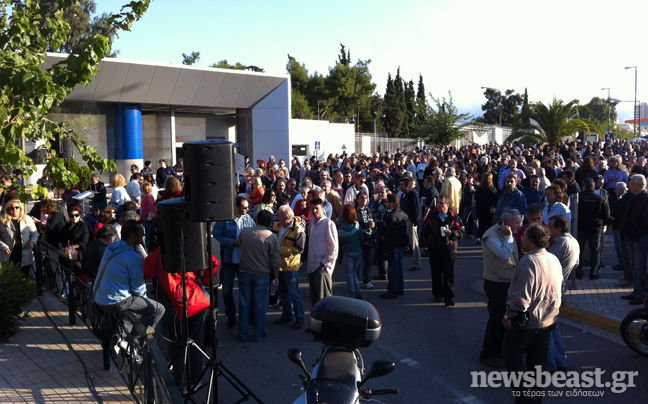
[
  {"xmin": 71, "ymin": 213, "xmax": 81, "ymax": 218},
  {"xmin": 7, "ymin": 206, "xmax": 20, "ymax": 211}
]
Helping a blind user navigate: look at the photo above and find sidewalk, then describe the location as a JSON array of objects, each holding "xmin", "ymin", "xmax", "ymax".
[{"xmin": 0, "ymin": 293, "xmax": 134, "ymax": 403}]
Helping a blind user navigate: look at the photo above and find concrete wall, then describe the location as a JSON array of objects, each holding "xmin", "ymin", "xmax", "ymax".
[
  {"xmin": 250, "ymin": 80, "xmax": 291, "ymax": 164},
  {"xmin": 290, "ymin": 119, "xmax": 355, "ymax": 161}
]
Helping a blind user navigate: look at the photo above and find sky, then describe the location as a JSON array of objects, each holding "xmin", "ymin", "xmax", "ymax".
[{"xmin": 99, "ymin": 0, "xmax": 648, "ymax": 123}]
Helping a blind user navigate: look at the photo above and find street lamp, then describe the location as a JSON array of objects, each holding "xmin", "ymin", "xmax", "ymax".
[
  {"xmin": 317, "ymin": 100, "xmax": 326, "ymax": 120},
  {"xmin": 481, "ymin": 86, "xmax": 503, "ymax": 126},
  {"xmin": 625, "ymin": 66, "xmax": 638, "ymax": 138},
  {"xmin": 601, "ymin": 87, "xmax": 611, "ymax": 139}
]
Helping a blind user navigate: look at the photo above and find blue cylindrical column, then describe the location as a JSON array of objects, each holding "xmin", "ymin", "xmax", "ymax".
[
  {"xmin": 115, "ymin": 104, "xmax": 143, "ymax": 159},
  {"xmin": 114, "ymin": 104, "xmax": 143, "ymax": 178}
]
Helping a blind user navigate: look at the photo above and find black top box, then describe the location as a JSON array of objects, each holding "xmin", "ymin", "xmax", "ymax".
[{"xmin": 310, "ymin": 296, "xmax": 382, "ymax": 348}]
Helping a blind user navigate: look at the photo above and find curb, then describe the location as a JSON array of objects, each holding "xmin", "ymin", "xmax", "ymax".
[{"xmin": 559, "ymin": 303, "xmax": 621, "ymax": 335}]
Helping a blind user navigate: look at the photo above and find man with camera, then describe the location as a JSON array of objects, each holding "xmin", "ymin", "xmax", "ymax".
[{"xmin": 502, "ymin": 223, "xmax": 562, "ymax": 403}]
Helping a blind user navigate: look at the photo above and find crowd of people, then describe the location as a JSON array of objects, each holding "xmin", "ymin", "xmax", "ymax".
[{"xmin": 3, "ymin": 138, "xmax": 648, "ymax": 401}]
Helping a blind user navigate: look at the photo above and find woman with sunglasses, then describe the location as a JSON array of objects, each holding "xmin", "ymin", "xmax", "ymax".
[
  {"xmin": 0, "ymin": 199, "xmax": 39, "ymax": 277},
  {"xmin": 58, "ymin": 206, "xmax": 89, "ymax": 260}
]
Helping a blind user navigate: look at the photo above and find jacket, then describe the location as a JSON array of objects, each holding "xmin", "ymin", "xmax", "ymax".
[
  {"xmin": 143, "ymin": 247, "xmax": 219, "ymax": 320},
  {"xmin": 577, "ymin": 189, "xmax": 609, "ymax": 234},
  {"xmin": 619, "ymin": 190, "xmax": 648, "ymax": 242},
  {"xmin": 212, "ymin": 214, "xmax": 255, "ymax": 264},
  {"xmin": 272, "ymin": 217, "xmax": 306, "ymax": 271},
  {"xmin": 383, "ymin": 207, "xmax": 409, "ymax": 249},
  {"xmin": 338, "ymin": 222, "xmax": 363, "ymax": 254},
  {"xmin": 495, "ymin": 188, "xmax": 527, "ymax": 219},
  {"xmin": 0, "ymin": 216, "xmax": 39, "ymax": 266},
  {"xmin": 420, "ymin": 208, "xmax": 465, "ymax": 252},
  {"xmin": 93, "ymin": 240, "xmax": 146, "ymax": 306}
]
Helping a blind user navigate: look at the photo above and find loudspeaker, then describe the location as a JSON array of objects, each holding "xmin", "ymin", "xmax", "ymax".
[
  {"xmin": 157, "ymin": 198, "xmax": 207, "ymax": 273},
  {"xmin": 183, "ymin": 140, "xmax": 236, "ymax": 222}
]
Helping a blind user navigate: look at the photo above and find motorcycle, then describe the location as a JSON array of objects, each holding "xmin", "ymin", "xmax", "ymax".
[
  {"xmin": 620, "ymin": 294, "xmax": 648, "ymax": 357},
  {"xmin": 287, "ymin": 296, "xmax": 399, "ymax": 404}
]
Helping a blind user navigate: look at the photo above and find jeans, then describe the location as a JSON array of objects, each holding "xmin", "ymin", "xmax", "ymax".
[
  {"xmin": 220, "ymin": 262, "xmax": 239, "ymax": 318},
  {"xmin": 278, "ymin": 271, "xmax": 304, "ymax": 321},
  {"xmin": 238, "ymin": 271, "xmax": 269, "ymax": 341},
  {"xmin": 387, "ymin": 247, "xmax": 405, "ymax": 297},
  {"xmin": 343, "ymin": 250, "xmax": 362, "ymax": 297},
  {"xmin": 361, "ymin": 247, "xmax": 374, "ymax": 284},
  {"xmin": 576, "ymin": 231, "xmax": 601, "ymax": 277},
  {"xmin": 613, "ymin": 229, "xmax": 625, "ymax": 269},
  {"xmin": 101, "ymin": 295, "xmax": 166, "ymax": 347},
  {"xmin": 632, "ymin": 234, "xmax": 648, "ymax": 298},
  {"xmin": 502, "ymin": 323, "xmax": 556, "ymax": 404},
  {"xmin": 142, "ymin": 220, "xmax": 152, "ymax": 251},
  {"xmin": 546, "ymin": 320, "xmax": 567, "ymax": 371}
]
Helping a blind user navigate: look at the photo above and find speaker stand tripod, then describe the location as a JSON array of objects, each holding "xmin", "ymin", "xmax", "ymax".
[{"xmin": 181, "ymin": 222, "xmax": 263, "ymax": 404}]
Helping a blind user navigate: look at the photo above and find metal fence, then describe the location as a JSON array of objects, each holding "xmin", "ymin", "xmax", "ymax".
[
  {"xmin": 354, "ymin": 133, "xmax": 419, "ymax": 154},
  {"xmin": 35, "ymin": 240, "xmax": 182, "ymax": 404}
]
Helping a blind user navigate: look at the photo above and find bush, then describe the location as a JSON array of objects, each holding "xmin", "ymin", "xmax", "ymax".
[{"xmin": 0, "ymin": 261, "xmax": 37, "ymax": 342}]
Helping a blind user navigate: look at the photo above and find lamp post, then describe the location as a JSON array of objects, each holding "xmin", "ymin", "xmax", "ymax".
[
  {"xmin": 481, "ymin": 86, "xmax": 503, "ymax": 126},
  {"xmin": 625, "ymin": 66, "xmax": 638, "ymax": 138},
  {"xmin": 601, "ymin": 87, "xmax": 611, "ymax": 140},
  {"xmin": 317, "ymin": 100, "xmax": 326, "ymax": 120}
]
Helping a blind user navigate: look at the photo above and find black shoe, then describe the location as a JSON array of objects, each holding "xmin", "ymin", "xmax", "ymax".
[
  {"xmin": 226, "ymin": 316, "xmax": 237, "ymax": 329},
  {"xmin": 379, "ymin": 293, "xmax": 397, "ymax": 299},
  {"xmin": 409, "ymin": 266, "xmax": 421, "ymax": 271},
  {"xmin": 612, "ymin": 265, "xmax": 624, "ymax": 271},
  {"xmin": 621, "ymin": 294, "xmax": 637, "ymax": 300},
  {"xmin": 355, "ymin": 294, "xmax": 363, "ymax": 300},
  {"xmin": 589, "ymin": 274, "xmax": 600, "ymax": 280},
  {"xmin": 293, "ymin": 320, "xmax": 303, "ymax": 330},
  {"xmin": 434, "ymin": 296, "xmax": 442, "ymax": 302},
  {"xmin": 575, "ymin": 274, "xmax": 583, "ymax": 280},
  {"xmin": 445, "ymin": 300, "xmax": 455, "ymax": 307},
  {"xmin": 629, "ymin": 298, "xmax": 645, "ymax": 305},
  {"xmin": 253, "ymin": 332, "xmax": 267, "ymax": 342},
  {"xmin": 479, "ymin": 357, "xmax": 504, "ymax": 369},
  {"xmin": 274, "ymin": 316, "xmax": 293, "ymax": 325},
  {"xmin": 374, "ymin": 274, "xmax": 388, "ymax": 281}
]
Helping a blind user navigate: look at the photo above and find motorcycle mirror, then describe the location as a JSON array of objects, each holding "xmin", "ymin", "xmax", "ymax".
[
  {"xmin": 358, "ymin": 360, "xmax": 395, "ymax": 388},
  {"xmin": 287, "ymin": 348, "xmax": 311, "ymax": 380}
]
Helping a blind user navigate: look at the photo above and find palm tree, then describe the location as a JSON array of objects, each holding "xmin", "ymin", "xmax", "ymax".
[{"xmin": 508, "ymin": 98, "xmax": 595, "ymax": 145}]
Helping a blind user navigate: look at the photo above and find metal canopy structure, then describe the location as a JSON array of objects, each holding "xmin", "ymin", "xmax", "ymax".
[{"xmin": 43, "ymin": 53, "xmax": 287, "ymax": 109}]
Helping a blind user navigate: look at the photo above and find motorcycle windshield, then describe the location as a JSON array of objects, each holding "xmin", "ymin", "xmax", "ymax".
[{"xmin": 306, "ymin": 379, "xmax": 358, "ymax": 404}]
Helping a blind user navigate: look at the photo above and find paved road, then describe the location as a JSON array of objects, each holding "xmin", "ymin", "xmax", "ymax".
[{"xmin": 204, "ymin": 240, "xmax": 646, "ymax": 404}]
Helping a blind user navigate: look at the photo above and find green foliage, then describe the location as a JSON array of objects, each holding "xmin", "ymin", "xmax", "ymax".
[
  {"xmin": 579, "ymin": 96, "xmax": 618, "ymax": 126},
  {"xmin": 0, "ymin": 0, "xmax": 149, "ymax": 199},
  {"xmin": 416, "ymin": 92, "xmax": 473, "ymax": 145},
  {"xmin": 44, "ymin": 0, "xmax": 119, "ymax": 57},
  {"xmin": 291, "ymin": 88, "xmax": 313, "ymax": 119},
  {"xmin": 182, "ymin": 51, "xmax": 200, "ymax": 65},
  {"xmin": 210, "ymin": 59, "xmax": 264, "ymax": 72},
  {"xmin": 0, "ymin": 261, "xmax": 37, "ymax": 341},
  {"xmin": 509, "ymin": 98, "xmax": 595, "ymax": 145},
  {"xmin": 480, "ymin": 88, "xmax": 523, "ymax": 126},
  {"xmin": 382, "ymin": 72, "xmax": 406, "ymax": 137}
]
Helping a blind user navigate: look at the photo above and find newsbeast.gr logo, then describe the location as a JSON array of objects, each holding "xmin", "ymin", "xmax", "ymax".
[{"xmin": 471, "ymin": 366, "xmax": 638, "ymax": 397}]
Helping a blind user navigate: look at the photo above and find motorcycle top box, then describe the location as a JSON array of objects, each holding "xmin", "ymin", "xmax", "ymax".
[{"xmin": 310, "ymin": 296, "xmax": 382, "ymax": 348}]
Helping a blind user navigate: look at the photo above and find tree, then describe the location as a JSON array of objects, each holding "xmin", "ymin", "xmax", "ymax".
[
  {"xmin": 182, "ymin": 51, "xmax": 200, "ymax": 65},
  {"xmin": 338, "ymin": 43, "xmax": 350, "ymax": 67},
  {"xmin": 416, "ymin": 92, "xmax": 472, "ymax": 145},
  {"xmin": 324, "ymin": 57, "xmax": 376, "ymax": 127},
  {"xmin": 403, "ymin": 79, "xmax": 416, "ymax": 137},
  {"xmin": 0, "ymin": 0, "xmax": 150, "ymax": 199},
  {"xmin": 509, "ymin": 98, "xmax": 595, "ymax": 145},
  {"xmin": 382, "ymin": 73, "xmax": 406, "ymax": 137},
  {"xmin": 480, "ymin": 88, "xmax": 523, "ymax": 126},
  {"xmin": 580, "ymin": 96, "xmax": 618, "ymax": 127},
  {"xmin": 45, "ymin": 0, "xmax": 119, "ymax": 57},
  {"xmin": 210, "ymin": 60, "xmax": 265, "ymax": 72}
]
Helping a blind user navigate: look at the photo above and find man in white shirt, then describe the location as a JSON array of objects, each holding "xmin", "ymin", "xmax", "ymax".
[{"xmin": 307, "ymin": 198, "xmax": 339, "ymax": 305}]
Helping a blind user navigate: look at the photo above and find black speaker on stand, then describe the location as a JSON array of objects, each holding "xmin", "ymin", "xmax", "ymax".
[
  {"xmin": 181, "ymin": 140, "xmax": 262, "ymax": 404},
  {"xmin": 157, "ymin": 198, "xmax": 210, "ymax": 395}
]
